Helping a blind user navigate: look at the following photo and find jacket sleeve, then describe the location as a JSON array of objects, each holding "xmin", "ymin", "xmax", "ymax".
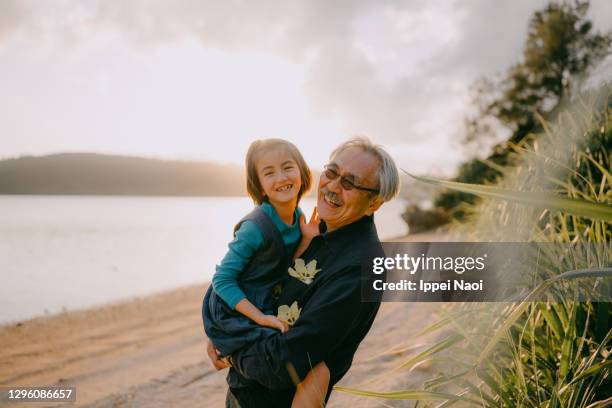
[
  {"xmin": 212, "ymin": 221, "xmax": 264, "ymax": 309},
  {"xmin": 230, "ymin": 265, "xmax": 364, "ymax": 389}
]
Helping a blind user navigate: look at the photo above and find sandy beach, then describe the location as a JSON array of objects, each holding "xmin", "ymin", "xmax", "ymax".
[{"xmin": 0, "ymin": 231, "xmax": 449, "ymax": 407}]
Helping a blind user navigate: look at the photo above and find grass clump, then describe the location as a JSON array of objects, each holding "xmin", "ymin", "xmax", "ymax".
[{"xmin": 338, "ymin": 88, "xmax": 611, "ymax": 406}]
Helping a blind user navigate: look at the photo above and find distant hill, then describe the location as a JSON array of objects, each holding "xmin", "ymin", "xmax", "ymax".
[{"xmin": 0, "ymin": 153, "xmax": 247, "ymax": 196}]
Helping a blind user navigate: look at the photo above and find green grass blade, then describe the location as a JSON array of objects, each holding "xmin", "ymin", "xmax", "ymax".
[
  {"xmin": 568, "ymin": 360, "xmax": 612, "ymax": 384},
  {"xmin": 539, "ymin": 304, "xmax": 564, "ymax": 339},
  {"xmin": 559, "ymin": 304, "xmax": 577, "ymax": 378},
  {"xmin": 550, "ymin": 268, "xmax": 612, "ymax": 281},
  {"xmin": 333, "ymin": 387, "xmax": 463, "ymax": 401},
  {"xmin": 416, "ymin": 306, "xmax": 489, "ymax": 337},
  {"xmin": 398, "ymin": 334, "xmax": 464, "ymax": 370},
  {"xmin": 585, "ymin": 397, "xmax": 612, "ymax": 408},
  {"xmin": 402, "ymin": 171, "xmax": 612, "ymax": 223}
]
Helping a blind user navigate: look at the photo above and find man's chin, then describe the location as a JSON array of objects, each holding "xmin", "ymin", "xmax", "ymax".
[{"xmin": 317, "ymin": 197, "xmax": 339, "ymax": 218}]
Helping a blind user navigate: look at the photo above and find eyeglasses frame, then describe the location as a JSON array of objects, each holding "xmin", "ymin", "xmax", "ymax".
[{"xmin": 323, "ymin": 164, "xmax": 380, "ymax": 194}]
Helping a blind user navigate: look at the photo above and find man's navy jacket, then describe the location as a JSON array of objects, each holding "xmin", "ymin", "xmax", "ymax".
[{"xmin": 227, "ymin": 214, "xmax": 385, "ymax": 407}]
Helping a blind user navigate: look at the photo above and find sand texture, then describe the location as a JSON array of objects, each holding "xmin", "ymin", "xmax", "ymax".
[{"xmin": 1, "ymin": 231, "xmax": 446, "ymax": 407}]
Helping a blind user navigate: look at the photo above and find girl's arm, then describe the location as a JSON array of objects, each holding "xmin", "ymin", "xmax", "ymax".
[
  {"xmin": 235, "ymin": 299, "xmax": 288, "ymax": 333},
  {"xmin": 213, "ymin": 220, "xmax": 287, "ymax": 332},
  {"xmin": 212, "ymin": 221, "xmax": 261, "ymax": 310}
]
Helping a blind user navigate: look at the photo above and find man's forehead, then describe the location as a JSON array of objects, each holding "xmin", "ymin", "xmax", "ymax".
[{"xmin": 330, "ymin": 149, "xmax": 379, "ymax": 182}]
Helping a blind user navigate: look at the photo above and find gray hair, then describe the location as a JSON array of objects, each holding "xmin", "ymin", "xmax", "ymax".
[{"xmin": 330, "ymin": 136, "xmax": 400, "ymax": 202}]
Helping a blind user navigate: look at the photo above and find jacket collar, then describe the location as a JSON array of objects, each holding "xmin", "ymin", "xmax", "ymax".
[{"xmin": 318, "ymin": 215, "xmax": 378, "ymax": 252}]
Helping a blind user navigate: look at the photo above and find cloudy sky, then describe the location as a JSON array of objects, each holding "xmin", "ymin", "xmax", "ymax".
[{"xmin": 1, "ymin": 0, "xmax": 611, "ymax": 176}]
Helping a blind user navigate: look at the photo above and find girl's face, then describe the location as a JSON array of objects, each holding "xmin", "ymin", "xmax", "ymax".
[{"xmin": 255, "ymin": 148, "xmax": 302, "ymax": 207}]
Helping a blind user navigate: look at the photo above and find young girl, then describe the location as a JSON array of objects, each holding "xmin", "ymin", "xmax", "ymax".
[{"xmin": 202, "ymin": 138, "xmax": 329, "ymax": 407}]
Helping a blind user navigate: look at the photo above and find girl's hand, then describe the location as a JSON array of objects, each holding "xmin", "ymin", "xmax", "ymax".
[
  {"xmin": 294, "ymin": 207, "xmax": 320, "ymax": 259},
  {"xmin": 258, "ymin": 315, "xmax": 289, "ymax": 333},
  {"xmin": 299, "ymin": 207, "xmax": 320, "ymax": 241}
]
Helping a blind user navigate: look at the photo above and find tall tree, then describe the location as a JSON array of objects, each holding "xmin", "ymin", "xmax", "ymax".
[{"xmin": 436, "ymin": 0, "xmax": 611, "ymax": 220}]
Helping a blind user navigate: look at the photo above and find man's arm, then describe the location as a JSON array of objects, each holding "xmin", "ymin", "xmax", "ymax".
[{"xmin": 229, "ymin": 266, "xmax": 365, "ymax": 389}]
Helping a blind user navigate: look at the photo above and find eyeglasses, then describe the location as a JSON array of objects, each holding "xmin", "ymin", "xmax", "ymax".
[{"xmin": 323, "ymin": 164, "xmax": 380, "ymax": 193}]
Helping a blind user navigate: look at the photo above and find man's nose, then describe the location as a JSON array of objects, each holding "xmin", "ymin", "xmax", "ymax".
[{"xmin": 326, "ymin": 176, "xmax": 343, "ymax": 193}]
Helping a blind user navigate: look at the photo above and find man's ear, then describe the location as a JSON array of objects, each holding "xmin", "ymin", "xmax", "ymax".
[{"xmin": 365, "ymin": 196, "xmax": 384, "ymax": 215}]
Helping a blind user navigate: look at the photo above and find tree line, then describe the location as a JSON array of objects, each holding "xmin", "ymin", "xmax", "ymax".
[{"xmin": 0, "ymin": 153, "xmax": 246, "ymax": 196}]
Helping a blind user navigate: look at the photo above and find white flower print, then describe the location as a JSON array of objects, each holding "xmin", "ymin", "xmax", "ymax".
[
  {"xmin": 288, "ymin": 258, "xmax": 321, "ymax": 285},
  {"xmin": 277, "ymin": 301, "xmax": 301, "ymax": 326}
]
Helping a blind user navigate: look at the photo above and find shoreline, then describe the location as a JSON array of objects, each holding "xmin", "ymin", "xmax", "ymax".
[{"xmin": 0, "ymin": 231, "xmax": 447, "ymax": 407}]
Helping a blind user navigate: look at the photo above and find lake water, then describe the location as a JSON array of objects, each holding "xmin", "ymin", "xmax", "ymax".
[{"xmin": 0, "ymin": 196, "xmax": 408, "ymax": 324}]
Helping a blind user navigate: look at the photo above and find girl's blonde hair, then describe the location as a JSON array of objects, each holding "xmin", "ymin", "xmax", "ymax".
[{"xmin": 245, "ymin": 139, "xmax": 312, "ymax": 205}]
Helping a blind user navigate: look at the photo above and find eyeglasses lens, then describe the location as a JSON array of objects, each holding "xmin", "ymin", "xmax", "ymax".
[{"xmin": 325, "ymin": 168, "xmax": 355, "ymax": 191}]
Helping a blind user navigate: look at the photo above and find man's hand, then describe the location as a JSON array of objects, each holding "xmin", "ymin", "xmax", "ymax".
[{"xmin": 207, "ymin": 340, "xmax": 231, "ymax": 370}]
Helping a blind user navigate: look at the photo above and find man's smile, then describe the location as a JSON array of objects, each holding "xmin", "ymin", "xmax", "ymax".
[{"xmin": 320, "ymin": 188, "xmax": 343, "ymax": 207}]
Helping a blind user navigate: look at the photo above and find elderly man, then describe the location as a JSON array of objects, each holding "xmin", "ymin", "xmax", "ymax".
[{"xmin": 208, "ymin": 137, "xmax": 400, "ymax": 407}]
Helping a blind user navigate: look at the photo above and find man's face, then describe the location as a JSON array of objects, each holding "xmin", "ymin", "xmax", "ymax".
[{"xmin": 317, "ymin": 147, "xmax": 383, "ymax": 232}]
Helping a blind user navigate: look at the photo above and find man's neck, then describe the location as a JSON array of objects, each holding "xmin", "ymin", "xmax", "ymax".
[{"xmin": 324, "ymin": 215, "xmax": 370, "ymax": 233}]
